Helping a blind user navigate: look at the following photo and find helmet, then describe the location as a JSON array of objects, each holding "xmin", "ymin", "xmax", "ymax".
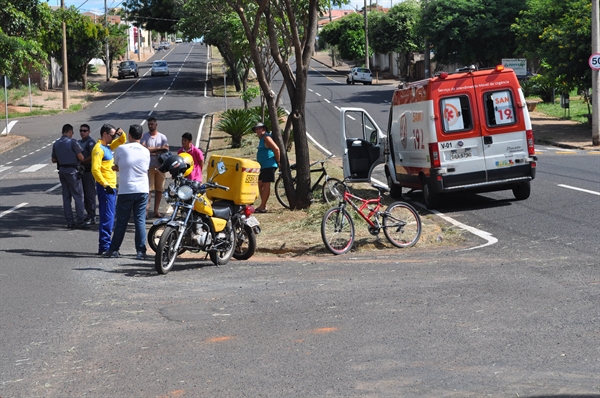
[
  {"xmin": 158, "ymin": 154, "xmax": 190, "ymax": 177},
  {"xmin": 179, "ymin": 152, "xmax": 194, "ymax": 178},
  {"xmin": 157, "ymin": 151, "xmax": 173, "ymax": 173}
]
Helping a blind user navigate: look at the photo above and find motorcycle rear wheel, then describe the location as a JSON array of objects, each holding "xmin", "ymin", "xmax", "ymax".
[
  {"xmin": 155, "ymin": 226, "xmax": 179, "ymax": 274},
  {"xmin": 209, "ymin": 226, "xmax": 236, "ymax": 266},
  {"xmin": 148, "ymin": 223, "xmax": 186, "ymax": 255},
  {"xmin": 233, "ymin": 224, "xmax": 256, "ymax": 260}
]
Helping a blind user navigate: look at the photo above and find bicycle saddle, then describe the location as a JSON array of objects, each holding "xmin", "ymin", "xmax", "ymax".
[{"xmin": 371, "ymin": 184, "xmax": 389, "ymax": 194}]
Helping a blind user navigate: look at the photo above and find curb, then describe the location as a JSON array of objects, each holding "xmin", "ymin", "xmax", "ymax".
[{"xmin": 0, "ymin": 135, "xmax": 29, "ymax": 154}]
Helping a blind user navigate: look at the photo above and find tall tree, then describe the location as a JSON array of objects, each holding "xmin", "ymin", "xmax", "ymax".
[
  {"xmin": 0, "ymin": 0, "xmax": 50, "ymax": 81},
  {"xmin": 421, "ymin": 0, "xmax": 525, "ymax": 67},
  {"xmin": 512, "ymin": 0, "xmax": 591, "ymax": 92},
  {"xmin": 43, "ymin": 7, "xmax": 107, "ymax": 89},
  {"xmin": 100, "ymin": 20, "xmax": 129, "ymax": 78},
  {"xmin": 122, "ymin": 0, "xmax": 182, "ymax": 33}
]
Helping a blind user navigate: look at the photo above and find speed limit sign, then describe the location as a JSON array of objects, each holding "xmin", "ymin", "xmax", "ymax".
[{"xmin": 589, "ymin": 53, "xmax": 600, "ymax": 70}]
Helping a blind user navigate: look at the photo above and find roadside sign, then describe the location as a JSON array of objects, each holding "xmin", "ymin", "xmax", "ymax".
[
  {"xmin": 502, "ymin": 58, "xmax": 527, "ymax": 77},
  {"xmin": 589, "ymin": 53, "xmax": 600, "ymax": 70},
  {"xmin": 1, "ymin": 76, "xmax": 10, "ymax": 89}
]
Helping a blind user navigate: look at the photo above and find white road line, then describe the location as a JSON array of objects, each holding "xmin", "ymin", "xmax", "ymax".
[
  {"xmin": 334, "ymin": 106, "xmax": 341, "ymax": 111},
  {"xmin": 197, "ymin": 114, "xmax": 209, "ymax": 148},
  {"xmin": 148, "ymin": 111, "xmax": 153, "ymax": 116},
  {"xmin": 159, "ymin": 96, "xmax": 163, "ymax": 101},
  {"xmin": 46, "ymin": 183, "xmax": 61, "ymax": 193},
  {"xmin": 0, "ymin": 166, "xmax": 13, "ymax": 173},
  {"xmin": 558, "ymin": 184, "xmax": 600, "ymax": 196},
  {"xmin": 324, "ymin": 99, "xmax": 331, "ymax": 103},
  {"xmin": 0, "ymin": 202, "xmax": 28, "ymax": 219},
  {"xmin": 141, "ymin": 120, "xmax": 147, "ymax": 126},
  {"xmin": 315, "ymin": 93, "xmax": 321, "ymax": 97},
  {"xmin": 21, "ymin": 164, "xmax": 47, "ymax": 173},
  {"xmin": 154, "ymin": 102, "xmax": 159, "ymax": 108},
  {"xmin": 1, "ymin": 120, "xmax": 18, "ymax": 136},
  {"xmin": 346, "ymin": 115, "xmax": 356, "ymax": 121},
  {"xmin": 306, "ymin": 132, "xmax": 332, "ymax": 156}
]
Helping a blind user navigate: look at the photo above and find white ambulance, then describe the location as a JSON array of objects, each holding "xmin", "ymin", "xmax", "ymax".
[{"xmin": 340, "ymin": 65, "xmax": 537, "ymax": 209}]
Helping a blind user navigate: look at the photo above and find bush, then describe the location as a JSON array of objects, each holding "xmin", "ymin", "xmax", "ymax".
[
  {"xmin": 216, "ymin": 108, "xmax": 257, "ymax": 148},
  {"xmin": 528, "ymin": 74, "xmax": 556, "ymax": 103}
]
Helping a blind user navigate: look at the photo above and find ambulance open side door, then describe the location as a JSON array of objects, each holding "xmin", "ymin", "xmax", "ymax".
[{"xmin": 340, "ymin": 107, "xmax": 385, "ymax": 183}]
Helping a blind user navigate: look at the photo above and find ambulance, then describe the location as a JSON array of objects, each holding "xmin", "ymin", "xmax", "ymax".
[{"xmin": 340, "ymin": 65, "xmax": 537, "ymax": 209}]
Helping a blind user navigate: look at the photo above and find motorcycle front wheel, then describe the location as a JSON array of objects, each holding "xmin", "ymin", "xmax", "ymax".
[
  {"xmin": 155, "ymin": 226, "xmax": 180, "ymax": 274},
  {"xmin": 209, "ymin": 226, "xmax": 236, "ymax": 266},
  {"xmin": 233, "ymin": 224, "xmax": 256, "ymax": 260}
]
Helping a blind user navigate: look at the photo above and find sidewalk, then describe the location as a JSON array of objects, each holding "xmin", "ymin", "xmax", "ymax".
[{"xmin": 311, "ymin": 50, "xmax": 599, "ymax": 151}]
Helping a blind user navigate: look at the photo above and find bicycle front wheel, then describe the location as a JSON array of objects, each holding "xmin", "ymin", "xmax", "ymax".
[
  {"xmin": 275, "ymin": 176, "xmax": 296, "ymax": 209},
  {"xmin": 383, "ymin": 202, "xmax": 422, "ymax": 248},
  {"xmin": 321, "ymin": 206, "xmax": 355, "ymax": 255}
]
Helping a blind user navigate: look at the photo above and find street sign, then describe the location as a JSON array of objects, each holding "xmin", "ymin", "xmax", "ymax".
[{"xmin": 589, "ymin": 53, "xmax": 600, "ymax": 70}]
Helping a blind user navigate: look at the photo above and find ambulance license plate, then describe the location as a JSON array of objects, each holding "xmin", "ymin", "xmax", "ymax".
[
  {"xmin": 450, "ymin": 150, "xmax": 472, "ymax": 160},
  {"xmin": 246, "ymin": 216, "xmax": 260, "ymax": 228}
]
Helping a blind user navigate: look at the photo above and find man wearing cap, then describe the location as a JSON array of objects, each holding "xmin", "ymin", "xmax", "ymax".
[
  {"xmin": 253, "ymin": 122, "xmax": 280, "ymax": 213},
  {"xmin": 51, "ymin": 123, "xmax": 88, "ymax": 229},
  {"xmin": 91, "ymin": 123, "xmax": 127, "ymax": 255},
  {"xmin": 78, "ymin": 123, "xmax": 97, "ymax": 224}
]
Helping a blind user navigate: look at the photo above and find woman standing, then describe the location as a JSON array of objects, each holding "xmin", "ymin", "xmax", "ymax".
[{"xmin": 253, "ymin": 123, "xmax": 280, "ymax": 213}]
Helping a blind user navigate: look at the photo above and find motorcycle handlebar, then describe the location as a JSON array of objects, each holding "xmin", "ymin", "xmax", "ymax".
[{"xmin": 202, "ymin": 182, "xmax": 230, "ymax": 191}]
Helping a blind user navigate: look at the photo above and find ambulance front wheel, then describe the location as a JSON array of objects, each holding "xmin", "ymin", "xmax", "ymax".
[
  {"xmin": 512, "ymin": 181, "xmax": 531, "ymax": 200},
  {"xmin": 422, "ymin": 179, "xmax": 441, "ymax": 209}
]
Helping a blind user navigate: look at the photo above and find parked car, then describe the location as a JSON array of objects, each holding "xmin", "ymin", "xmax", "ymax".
[
  {"xmin": 117, "ymin": 61, "xmax": 139, "ymax": 79},
  {"xmin": 175, "ymin": 38, "xmax": 182, "ymax": 43},
  {"xmin": 347, "ymin": 67, "xmax": 372, "ymax": 85},
  {"xmin": 151, "ymin": 60, "xmax": 169, "ymax": 76}
]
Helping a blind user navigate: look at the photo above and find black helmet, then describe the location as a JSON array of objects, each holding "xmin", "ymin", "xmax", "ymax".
[{"xmin": 158, "ymin": 154, "xmax": 188, "ymax": 176}]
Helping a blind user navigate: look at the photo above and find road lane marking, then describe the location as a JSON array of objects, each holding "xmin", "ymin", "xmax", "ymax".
[
  {"xmin": 558, "ymin": 184, "xmax": 600, "ymax": 196},
  {"xmin": 0, "ymin": 166, "xmax": 13, "ymax": 173},
  {"xmin": 154, "ymin": 102, "xmax": 159, "ymax": 108},
  {"xmin": 0, "ymin": 202, "xmax": 28, "ymax": 219},
  {"xmin": 21, "ymin": 164, "xmax": 47, "ymax": 173},
  {"xmin": 1, "ymin": 120, "xmax": 18, "ymax": 136},
  {"xmin": 197, "ymin": 114, "xmax": 209, "ymax": 148},
  {"xmin": 46, "ymin": 183, "xmax": 61, "ymax": 193},
  {"xmin": 324, "ymin": 99, "xmax": 331, "ymax": 103}
]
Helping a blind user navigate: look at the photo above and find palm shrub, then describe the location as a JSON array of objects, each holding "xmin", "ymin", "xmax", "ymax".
[
  {"xmin": 216, "ymin": 108, "xmax": 257, "ymax": 148},
  {"xmin": 249, "ymin": 105, "xmax": 287, "ymax": 132}
]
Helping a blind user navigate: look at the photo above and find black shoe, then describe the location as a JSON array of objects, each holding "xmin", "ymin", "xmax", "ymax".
[
  {"xmin": 102, "ymin": 250, "xmax": 120, "ymax": 258},
  {"xmin": 86, "ymin": 217, "xmax": 96, "ymax": 225},
  {"xmin": 76, "ymin": 223, "xmax": 90, "ymax": 230},
  {"xmin": 136, "ymin": 251, "xmax": 146, "ymax": 260},
  {"xmin": 96, "ymin": 250, "xmax": 106, "ymax": 256}
]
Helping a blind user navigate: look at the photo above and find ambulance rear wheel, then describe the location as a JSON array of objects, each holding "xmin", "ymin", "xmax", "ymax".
[
  {"xmin": 512, "ymin": 181, "xmax": 531, "ymax": 200},
  {"xmin": 422, "ymin": 179, "xmax": 441, "ymax": 209}
]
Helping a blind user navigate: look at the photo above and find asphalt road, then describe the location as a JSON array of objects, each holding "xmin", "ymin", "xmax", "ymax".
[{"xmin": 0, "ymin": 43, "xmax": 598, "ymax": 397}]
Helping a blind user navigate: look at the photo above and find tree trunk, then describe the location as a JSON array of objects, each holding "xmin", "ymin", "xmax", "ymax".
[{"xmin": 81, "ymin": 64, "xmax": 88, "ymax": 90}]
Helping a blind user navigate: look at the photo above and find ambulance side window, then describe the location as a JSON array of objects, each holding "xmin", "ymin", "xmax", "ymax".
[
  {"xmin": 484, "ymin": 90, "xmax": 516, "ymax": 127},
  {"xmin": 441, "ymin": 96, "xmax": 472, "ymax": 133}
]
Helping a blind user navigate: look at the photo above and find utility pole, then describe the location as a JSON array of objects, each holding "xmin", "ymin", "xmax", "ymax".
[
  {"xmin": 592, "ymin": 0, "xmax": 600, "ymax": 146},
  {"xmin": 364, "ymin": 0, "xmax": 369, "ymax": 68},
  {"xmin": 105, "ymin": 0, "xmax": 110, "ymax": 81},
  {"xmin": 423, "ymin": 0, "xmax": 430, "ymax": 78},
  {"xmin": 61, "ymin": 0, "xmax": 69, "ymax": 109}
]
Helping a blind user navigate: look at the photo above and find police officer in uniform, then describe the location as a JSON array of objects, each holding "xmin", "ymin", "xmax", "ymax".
[
  {"xmin": 51, "ymin": 123, "xmax": 88, "ymax": 229},
  {"xmin": 78, "ymin": 123, "xmax": 97, "ymax": 224}
]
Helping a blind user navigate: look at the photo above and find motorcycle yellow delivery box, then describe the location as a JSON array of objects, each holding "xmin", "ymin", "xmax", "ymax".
[{"xmin": 206, "ymin": 155, "xmax": 260, "ymax": 205}]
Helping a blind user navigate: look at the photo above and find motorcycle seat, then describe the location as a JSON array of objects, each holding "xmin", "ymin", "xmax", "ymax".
[{"xmin": 211, "ymin": 203, "xmax": 233, "ymax": 219}]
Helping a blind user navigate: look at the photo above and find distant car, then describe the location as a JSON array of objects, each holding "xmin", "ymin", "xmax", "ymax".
[
  {"xmin": 175, "ymin": 38, "xmax": 182, "ymax": 43},
  {"xmin": 151, "ymin": 60, "xmax": 169, "ymax": 76},
  {"xmin": 117, "ymin": 60, "xmax": 139, "ymax": 79},
  {"xmin": 347, "ymin": 67, "xmax": 372, "ymax": 85},
  {"xmin": 159, "ymin": 41, "xmax": 171, "ymax": 50}
]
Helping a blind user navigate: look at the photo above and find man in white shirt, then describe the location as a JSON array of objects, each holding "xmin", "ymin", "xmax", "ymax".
[{"xmin": 103, "ymin": 124, "xmax": 151, "ymax": 259}]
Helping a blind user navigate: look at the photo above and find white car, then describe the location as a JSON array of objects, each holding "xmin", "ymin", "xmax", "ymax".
[
  {"xmin": 175, "ymin": 38, "xmax": 183, "ymax": 43},
  {"xmin": 347, "ymin": 67, "xmax": 373, "ymax": 85},
  {"xmin": 151, "ymin": 60, "xmax": 169, "ymax": 76}
]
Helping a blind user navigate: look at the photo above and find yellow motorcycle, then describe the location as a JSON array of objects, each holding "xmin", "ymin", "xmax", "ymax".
[{"xmin": 154, "ymin": 156, "xmax": 236, "ymax": 274}]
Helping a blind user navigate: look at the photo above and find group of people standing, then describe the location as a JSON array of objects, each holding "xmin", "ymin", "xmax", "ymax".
[{"xmin": 52, "ymin": 117, "xmax": 204, "ymax": 260}]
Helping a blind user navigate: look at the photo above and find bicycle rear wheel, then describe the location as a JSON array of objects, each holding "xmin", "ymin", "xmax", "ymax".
[
  {"xmin": 322, "ymin": 177, "xmax": 343, "ymax": 204},
  {"xmin": 275, "ymin": 175, "xmax": 296, "ymax": 209},
  {"xmin": 382, "ymin": 202, "xmax": 422, "ymax": 248},
  {"xmin": 321, "ymin": 206, "xmax": 355, "ymax": 255}
]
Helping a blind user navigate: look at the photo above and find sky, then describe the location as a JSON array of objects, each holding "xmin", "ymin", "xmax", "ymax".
[{"xmin": 56, "ymin": 0, "xmax": 408, "ymax": 15}]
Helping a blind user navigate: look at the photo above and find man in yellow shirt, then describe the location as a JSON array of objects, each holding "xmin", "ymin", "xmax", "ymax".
[{"xmin": 91, "ymin": 124, "xmax": 127, "ymax": 255}]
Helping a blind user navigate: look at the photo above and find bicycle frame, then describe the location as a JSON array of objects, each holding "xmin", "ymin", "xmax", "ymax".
[{"xmin": 340, "ymin": 188, "xmax": 383, "ymax": 229}]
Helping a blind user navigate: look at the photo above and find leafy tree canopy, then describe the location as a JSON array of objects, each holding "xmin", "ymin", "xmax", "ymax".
[
  {"xmin": 369, "ymin": 0, "xmax": 421, "ymax": 55},
  {"xmin": 122, "ymin": 0, "xmax": 183, "ymax": 33},
  {"xmin": 512, "ymin": 0, "xmax": 591, "ymax": 91},
  {"xmin": 421, "ymin": 0, "xmax": 526, "ymax": 67}
]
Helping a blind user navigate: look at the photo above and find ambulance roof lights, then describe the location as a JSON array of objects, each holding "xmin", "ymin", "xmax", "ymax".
[
  {"xmin": 495, "ymin": 65, "xmax": 505, "ymax": 72},
  {"xmin": 439, "ymin": 72, "xmax": 449, "ymax": 79}
]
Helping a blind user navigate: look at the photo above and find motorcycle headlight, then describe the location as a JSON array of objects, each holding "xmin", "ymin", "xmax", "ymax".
[{"xmin": 177, "ymin": 185, "xmax": 194, "ymax": 200}]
